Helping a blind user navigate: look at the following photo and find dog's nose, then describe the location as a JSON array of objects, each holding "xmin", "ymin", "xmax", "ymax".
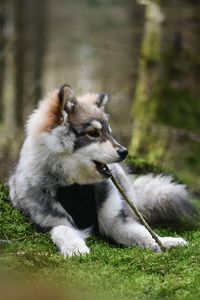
[{"xmin": 117, "ymin": 147, "xmax": 128, "ymax": 161}]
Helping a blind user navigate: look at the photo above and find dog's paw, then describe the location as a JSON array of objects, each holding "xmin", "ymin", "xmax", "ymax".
[
  {"xmin": 159, "ymin": 237, "xmax": 187, "ymax": 249},
  {"xmin": 60, "ymin": 241, "xmax": 90, "ymax": 257},
  {"xmin": 143, "ymin": 241, "xmax": 161, "ymax": 252},
  {"xmin": 149, "ymin": 242, "xmax": 162, "ymax": 252},
  {"xmin": 137, "ymin": 237, "xmax": 161, "ymax": 252},
  {"xmin": 50, "ymin": 225, "xmax": 90, "ymax": 258}
]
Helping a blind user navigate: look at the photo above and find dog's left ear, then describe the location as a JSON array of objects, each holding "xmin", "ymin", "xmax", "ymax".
[
  {"xmin": 58, "ymin": 84, "xmax": 77, "ymax": 114},
  {"xmin": 96, "ymin": 93, "xmax": 109, "ymax": 108}
]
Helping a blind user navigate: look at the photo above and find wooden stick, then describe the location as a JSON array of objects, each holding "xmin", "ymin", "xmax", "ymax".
[{"xmin": 110, "ymin": 172, "xmax": 165, "ymax": 251}]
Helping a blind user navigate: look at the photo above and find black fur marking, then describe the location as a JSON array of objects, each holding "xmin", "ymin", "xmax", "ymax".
[
  {"xmin": 70, "ymin": 123, "xmax": 91, "ymax": 136},
  {"xmin": 43, "ymin": 205, "xmax": 69, "ymax": 220},
  {"xmin": 13, "ymin": 176, "xmax": 17, "ymax": 199},
  {"xmin": 33, "ymin": 224, "xmax": 53, "ymax": 234},
  {"xmin": 72, "ymin": 118, "xmax": 118, "ymax": 149},
  {"xmin": 74, "ymin": 135, "xmax": 94, "ymax": 150},
  {"xmin": 36, "ymin": 190, "xmax": 75, "ymax": 224},
  {"xmin": 94, "ymin": 181, "xmax": 109, "ymax": 211},
  {"xmin": 71, "ymin": 123, "xmax": 94, "ymax": 151},
  {"xmin": 100, "ymin": 120, "xmax": 118, "ymax": 145},
  {"xmin": 56, "ymin": 184, "xmax": 98, "ymax": 230},
  {"xmin": 118, "ymin": 208, "xmax": 128, "ymax": 223}
]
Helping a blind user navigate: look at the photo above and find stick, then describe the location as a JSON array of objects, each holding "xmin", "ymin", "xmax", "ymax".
[{"xmin": 110, "ymin": 172, "xmax": 165, "ymax": 251}]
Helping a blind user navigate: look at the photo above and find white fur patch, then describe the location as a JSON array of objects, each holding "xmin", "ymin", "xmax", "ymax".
[
  {"xmin": 159, "ymin": 237, "xmax": 187, "ymax": 248},
  {"xmin": 98, "ymin": 179, "xmax": 123, "ymax": 237},
  {"xmin": 59, "ymin": 142, "xmax": 120, "ymax": 185},
  {"xmin": 91, "ymin": 120, "xmax": 102, "ymax": 130},
  {"xmin": 50, "ymin": 225, "xmax": 90, "ymax": 257}
]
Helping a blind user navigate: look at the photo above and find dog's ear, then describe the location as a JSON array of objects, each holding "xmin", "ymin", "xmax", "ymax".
[
  {"xmin": 96, "ymin": 93, "xmax": 108, "ymax": 108},
  {"xmin": 58, "ymin": 84, "xmax": 77, "ymax": 114}
]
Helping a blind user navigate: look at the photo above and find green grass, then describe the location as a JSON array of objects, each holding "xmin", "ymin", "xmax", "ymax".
[{"xmin": 0, "ymin": 182, "xmax": 200, "ymax": 300}]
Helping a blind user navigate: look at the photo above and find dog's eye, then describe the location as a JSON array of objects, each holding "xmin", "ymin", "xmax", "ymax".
[{"xmin": 87, "ymin": 130, "xmax": 101, "ymax": 139}]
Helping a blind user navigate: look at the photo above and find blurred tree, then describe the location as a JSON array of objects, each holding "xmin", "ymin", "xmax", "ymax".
[
  {"xmin": 33, "ymin": 0, "xmax": 47, "ymax": 104},
  {"xmin": 0, "ymin": 0, "xmax": 5, "ymax": 121},
  {"xmin": 130, "ymin": 1, "xmax": 145, "ymax": 96},
  {"xmin": 14, "ymin": 0, "xmax": 25, "ymax": 128},
  {"xmin": 105, "ymin": 1, "xmax": 145, "ymax": 146},
  {"xmin": 130, "ymin": 0, "xmax": 200, "ymax": 190},
  {"xmin": 13, "ymin": 0, "xmax": 47, "ymax": 128},
  {"xmin": 24, "ymin": 0, "xmax": 47, "ymax": 109}
]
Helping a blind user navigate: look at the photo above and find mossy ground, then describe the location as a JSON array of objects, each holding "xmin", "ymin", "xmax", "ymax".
[{"xmin": 0, "ymin": 169, "xmax": 200, "ymax": 300}]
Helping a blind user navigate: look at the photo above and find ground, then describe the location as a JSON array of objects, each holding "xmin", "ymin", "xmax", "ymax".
[{"xmin": 0, "ymin": 164, "xmax": 200, "ymax": 300}]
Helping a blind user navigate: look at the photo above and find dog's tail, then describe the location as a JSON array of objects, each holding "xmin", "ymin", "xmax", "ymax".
[{"xmin": 132, "ymin": 174, "xmax": 196, "ymax": 224}]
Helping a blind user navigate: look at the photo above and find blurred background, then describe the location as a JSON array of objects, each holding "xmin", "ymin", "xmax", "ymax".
[{"xmin": 0, "ymin": 0, "xmax": 199, "ymax": 191}]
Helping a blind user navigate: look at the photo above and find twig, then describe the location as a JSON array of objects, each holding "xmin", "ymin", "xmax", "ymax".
[
  {"xmin": 0, "ymin": 236, "xmax": 27, "ymax": 244},
  {"xmin": 0, "ymin": 230, "xmax": 28, "ymax": 244},
  {"xmin": 0, "ymin": 239, "xmax": 11, "ymax": 244},
  {"xmin": 110, "ymin": 171, "xmax": 165, "ymax": 251}
]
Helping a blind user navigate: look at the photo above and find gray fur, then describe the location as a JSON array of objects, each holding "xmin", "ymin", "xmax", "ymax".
[{"xmin": 132, "ymin": 174, "xmax": 194, "ymax": 224}]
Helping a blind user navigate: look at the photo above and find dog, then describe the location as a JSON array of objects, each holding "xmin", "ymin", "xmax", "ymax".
[{"xmin": 8, "ymin": 84, "xmax": 194, "ymax": 257}]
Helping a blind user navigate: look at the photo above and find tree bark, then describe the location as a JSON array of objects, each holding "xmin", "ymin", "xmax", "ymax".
[
  {"xmin": 13, "ymin": 0, "xmax": 47, "ymax": 126},
  {"xmin": 33, "ymin": 0, "xmax": 47, "ymax": 105},
  {"xmin": 13, "ymin": 0, "xmax": 25, "ymax": 128},
  {"xmin": 0, "ymin": 0, "xmax": 5, "ymax": 121}
]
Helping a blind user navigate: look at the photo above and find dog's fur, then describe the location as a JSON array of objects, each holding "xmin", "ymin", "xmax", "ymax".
[{"xmin": 8, "ymin": 85, "xmax": 194, "ymax": 257}]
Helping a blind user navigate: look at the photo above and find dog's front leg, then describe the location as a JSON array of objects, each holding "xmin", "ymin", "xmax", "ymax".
[
  {"xmin": 39, "ymin": 201, "xmax": 90, "ymax": 257},
  {"xmin": 33, "ymin": 200, "xmax": 90, "ymax": 257},
  {"xmin": 97, "ymin": 180, "xmax": 186, "ymax": 251},
  {"xmin": 30, "ymin": 201, "xmax": 90, "ymax": 257},
  {"xmin": 50, "ymin": 225, "xmax": 90, "ymax": 257},
  {"xmin": 97, "ymin": 183, "xmax": 161, "ymax": 251},
  {"xmin": 9, "ymin": 177, "xmax": 90, "ymax": 257}
]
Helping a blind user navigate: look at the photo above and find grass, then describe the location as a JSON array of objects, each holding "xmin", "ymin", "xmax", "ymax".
[{"xmin": 0, "ymin": 182, "xmax": 200, "ymax": 300}]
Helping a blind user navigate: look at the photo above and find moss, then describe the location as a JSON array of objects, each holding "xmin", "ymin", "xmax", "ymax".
[
  {"xmin": 157, "ymin": 85, "xmax": 200, "ymax": 131},
  {"xmin": 130, "ymin": 69, "xmax": 161, "ymax": 154},
  {"xmin": 0, "ymin": 180, "xmax": 200, "ymax": 299},
  {"xmin": 127, "ymin": 156, "xmax": 164, "ymax": 175},
  {"xmin": 0, "ymin": 182, "xmax": 51, "ymax": 252},
  {"xmin": 131, "ymin": 73, "xmax": 200, "ymax": 191},
  {"xmin": 130, "ymin": 76, "xmax": 167, "ymax": 159},
  {"xmin": 130, "ymin": 0, "xmax": 163, "ymax": 155}
]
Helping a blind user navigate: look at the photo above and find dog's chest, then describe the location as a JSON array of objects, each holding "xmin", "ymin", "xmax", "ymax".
[{"xmin": 56, "ymin": 184, "xmax": 98, "ymax": 229}]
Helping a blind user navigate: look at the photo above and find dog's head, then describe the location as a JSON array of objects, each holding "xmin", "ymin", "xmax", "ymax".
[{"xmin": 27, "ymin": 84, "xmax": 128, "ymax": 184}]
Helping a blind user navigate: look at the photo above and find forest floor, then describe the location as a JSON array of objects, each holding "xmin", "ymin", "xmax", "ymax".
[{"xmin": 0, "ymin": 174, "xmax": 200, "ymax": 300}]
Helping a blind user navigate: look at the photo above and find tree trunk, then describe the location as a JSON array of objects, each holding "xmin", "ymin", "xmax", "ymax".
[
  {"xmin": 13, "ymin": 0, "xmax": 47, "ymax": 126},
  {"xmin": 0, "ymin": 0, "xmax": 5, "ymax": 121},
  {"xmin": 106, "ymin": 2, "xmax": 145, "ymax": 147},
  {"xmin": 33, "ymin": 0, "xmax": 47, "ymax": 105},
  {"xmin": 13, "ymin": 0, "xmax": 25, "ymax": 128},
  {"xmin": 130, "ymin": 0, "xmax": 200, "ymax": 190},
  {"xmin": 24, "ymin": 0, "xmax": 47, "ymax": 111}
]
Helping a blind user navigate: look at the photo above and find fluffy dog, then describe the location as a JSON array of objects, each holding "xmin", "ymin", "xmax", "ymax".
[{"xmin": 9, "ymin": 84, "xmax": 193, "ymax": 257}]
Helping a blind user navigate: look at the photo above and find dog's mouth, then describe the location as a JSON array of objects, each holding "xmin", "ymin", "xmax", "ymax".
[{"xmin": 93, "ymin": 161, "xmax": 112, "ymax": 178}]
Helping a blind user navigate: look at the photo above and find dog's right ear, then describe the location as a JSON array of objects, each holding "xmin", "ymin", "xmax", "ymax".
[{"xmin": 58, "ymin": 84, "xmax": 77, "ymax": 114}]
